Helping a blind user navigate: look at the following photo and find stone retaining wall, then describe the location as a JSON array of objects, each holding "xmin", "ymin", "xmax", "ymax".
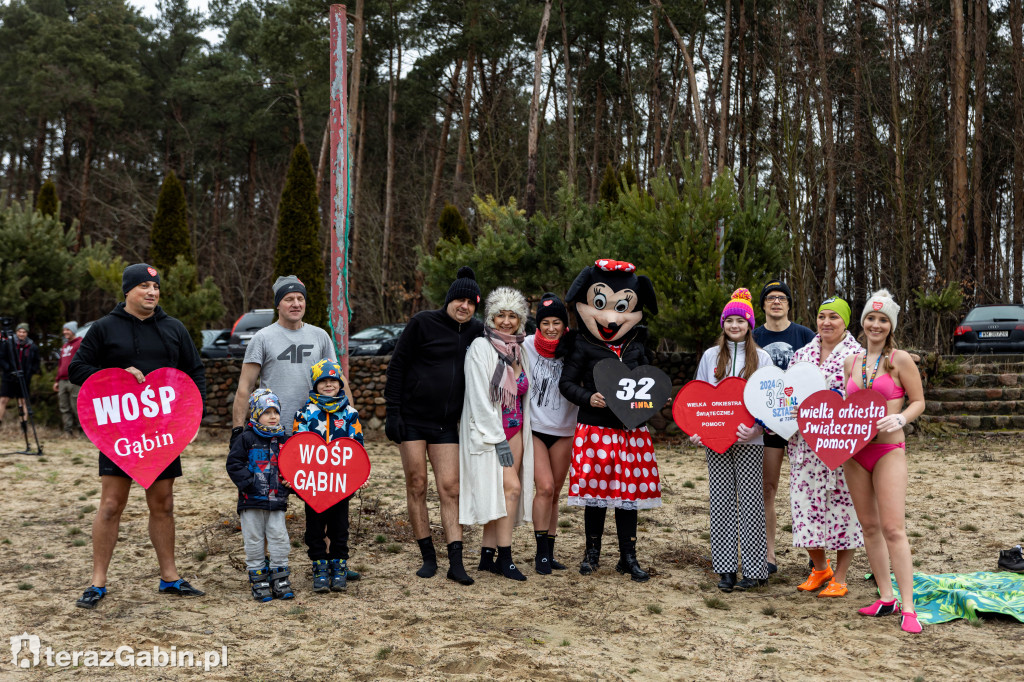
[{"xmin": 201, "ymin": 351, "xmax": 702, "ymax": 434}]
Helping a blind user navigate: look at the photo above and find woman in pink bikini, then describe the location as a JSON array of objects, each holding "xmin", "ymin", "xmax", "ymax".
[{"xmin": 842, "ymin": 289, "xmax": 925, "ymax": 633}]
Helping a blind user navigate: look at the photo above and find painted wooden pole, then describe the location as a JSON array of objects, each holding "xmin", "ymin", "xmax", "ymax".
[{"xmin": 329, "ymin": 4, "xmax": 351, "ymax": 376}]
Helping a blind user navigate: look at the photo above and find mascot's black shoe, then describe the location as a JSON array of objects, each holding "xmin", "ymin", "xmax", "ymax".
[
  {"xmin": 579, "ymin": 548, "xmax": 601, "ymax": 575},
  {"xmin": 717, "ymin": 573, "xmax": 737, "ymax": 593},
  {"xmin": 615, "ymin": 553, "xmax": 650, "ymax": 582}
]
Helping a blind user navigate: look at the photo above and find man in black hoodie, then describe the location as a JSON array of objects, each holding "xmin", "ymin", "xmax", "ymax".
[
  {"xmin": 69, "ymin": 263, "xmax": 207, "ymax": 609},
  {"xmin": 385, "ymin": 266, "xmax": 484, "ymax": 584}
]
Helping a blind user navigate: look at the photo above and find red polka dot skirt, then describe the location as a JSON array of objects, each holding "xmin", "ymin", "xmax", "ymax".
[{"xmin": 568, "ymin": 424, "xmax": 662, "ymax": 510}]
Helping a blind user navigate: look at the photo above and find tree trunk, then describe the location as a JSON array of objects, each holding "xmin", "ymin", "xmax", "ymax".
[
  {"xmin": 815, "ymin": 0, "xmax": 837, "ymax": 295},
  {"xmin": 650, "ymin": 0, "xmax": 711, "ymax": 187},
  {"xmin": 422, "ymin": 59, "xmax": 463, "ymax": 249},
  {"xmin": 589, "ymin": 78, "xmax": 604, "ymax": 203},
  {"xmin": 852, "ymin": 0, "xmax": 868, "ymax": 305},
  {"xmin": 525, "ymin": 0, "xmax": 553, "ymax": 218},
  {"xmin": 293, "ymin": 86, "xmax": 305, "ymax": 147},
  {"xmin": 651, "ymin": 9, "xmax": 662, "ymax": 174},
  {"xmin": 382, "ymin": 17, "xmax": 399, "ymax": 303},
  {"xmin": 348, "ymin": 0, "xmax": 365, "ymax": 141},
  {"xmin": 453, "ymin": 17, "xmax": 477, "ymax": 198},
  {"xmin": 948, "ymin": 0, "xmax": 969, "ymax": 283},
  {"xmin": 1013, "ymin": 0, "xmax": 1024, "ymax": 302},
  {"xmin": 717, "ymin": 0, "xmax": 732, "ymax": 177},
  {"xmin": 32, "ymin": 112, "xmax": 46, "ymax": 197},
  {"xmin": 560, "ymin": 0, "xmax": 577, "ymax": 191},
  {"xmin": 970, "ymin": 0, "xmax": 988, "ymax": 301},
  {"xmin": 76, "ymin": 114, "xmax": 96, "ymax": 247}
]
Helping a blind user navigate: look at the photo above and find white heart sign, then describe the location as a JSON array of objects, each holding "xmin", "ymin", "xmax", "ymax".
[{"xmin": 742, "ymin": 362, "xmax": 827, "ymax": 440}]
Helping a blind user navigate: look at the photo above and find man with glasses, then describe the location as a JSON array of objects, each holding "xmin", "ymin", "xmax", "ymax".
[{"xmin": 752, "ymin": 279, "xmax": 814, "ymax": 574}]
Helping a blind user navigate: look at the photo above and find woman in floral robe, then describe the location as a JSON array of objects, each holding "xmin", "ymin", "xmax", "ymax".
[{"xmin": 787, "ymin": 297, "xmax": 865, "ymax": 598}]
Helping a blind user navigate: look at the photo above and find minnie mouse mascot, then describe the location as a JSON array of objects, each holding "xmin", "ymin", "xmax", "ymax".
[{"xmin": 558, "ymin": 259, "xmax": 660, "ymax": 582}]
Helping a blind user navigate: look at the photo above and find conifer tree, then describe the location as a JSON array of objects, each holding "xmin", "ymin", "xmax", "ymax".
[
  {"xmin": 273, "ymin": 143, "xmax": 327, "ymax": 328},
  {"xmin": 36, "ymin": 179, "xmax": 59, "ymax": 218},
  {"xmin": 149, "ymin": 171, "xmax": 193, "ymax": 275},
  {"xmin": 437, "ymin": 202, "xmax": 471, "ymax": 251},
  {"xmin": 598, "ymin": 162, "xmax": 619, "ymax": 204}
]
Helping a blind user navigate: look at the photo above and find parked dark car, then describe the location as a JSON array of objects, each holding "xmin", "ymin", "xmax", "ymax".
[
  {"xmin": 200, "ymin": 329, "xmax": 231, "ymax": 359},
  {"xmin": 953, "ymin": 304, "xmax": 1024, "ymax": 354},
  {"xmin": 227, "ymin": 309, "xmax": 276, "ymax": 358},
  {"xmin": 349, "ymin": 324, "xmax": 406, "ymax": 356}
]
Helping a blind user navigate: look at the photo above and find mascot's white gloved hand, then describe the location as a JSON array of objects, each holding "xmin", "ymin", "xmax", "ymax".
[
  {"xmin": 688, "ymin": 433, "xmax": 703, "ymax": 447},
  {"xmin": 495, "ymin": 440, "xmax": 514, "ymax": 467}
]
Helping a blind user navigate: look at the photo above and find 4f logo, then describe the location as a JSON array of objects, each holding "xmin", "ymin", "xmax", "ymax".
[
  {"xmin": 10, "ymin": 633, "xmax": 40, "ymax": 668},
  {"xmin": 277, "ymin": 345, "xmax": 314, "ymax": 364}
]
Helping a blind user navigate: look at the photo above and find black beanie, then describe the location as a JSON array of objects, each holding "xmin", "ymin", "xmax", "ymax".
[
  {"xmin": 445, "ymin": 266, "xmax": 482, "ymax": 306},
  {"xmin": 122, "ymin": 263, "xmax": 160, "ymax": 295},
  {"xmin": 759, "ymin": 278, "xmax": 792, "ymax": 309},
  {"xmin": 535, "ymin": 292, "xmax": 569, "ymax": 326}
]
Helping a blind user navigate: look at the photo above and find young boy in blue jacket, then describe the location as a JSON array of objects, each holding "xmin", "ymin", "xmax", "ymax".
[
  {"xmin": 226, "ymin": 389, "xmax": 293, "ymax": 601},
  {"xmin": 293, "ymin": 359, "xmax": 365, "ymax": 592}
]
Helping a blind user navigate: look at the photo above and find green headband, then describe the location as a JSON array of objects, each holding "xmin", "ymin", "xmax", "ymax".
[{"xmin": 817, "ymin": 297, "xmax": 851, "ymax": 327}]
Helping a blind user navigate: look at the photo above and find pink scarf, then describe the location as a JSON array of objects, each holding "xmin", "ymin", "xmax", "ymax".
[{"xmin": 485, "ymin": 326, "xmax": 525, "ymax": 410}]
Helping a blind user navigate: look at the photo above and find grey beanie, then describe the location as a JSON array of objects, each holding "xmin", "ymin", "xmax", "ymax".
[
  {"xmin": 273, "ymin": 275, "xmax": 307, "ymax": 307},
  {"xmin": 63, "ymin": 321, "xmax": 78, "ymax": 335},
  {"xmin": 122, "ymin": 263, "xmax": 160, "ymax": 295}
]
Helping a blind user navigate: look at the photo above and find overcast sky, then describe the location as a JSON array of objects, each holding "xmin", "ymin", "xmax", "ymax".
[{"xmin": 132, "ymin": 0, "xmax": 210, "ymax": 19}]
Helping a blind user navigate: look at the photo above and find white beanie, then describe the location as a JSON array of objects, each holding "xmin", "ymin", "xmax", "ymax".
[
  {"xmin": 484, "ymin": 287, "xmax": 528, "ymax": 334},
  {"xmin": 861, "ymin": 289, "xmax": 900, "ymax": 331}
]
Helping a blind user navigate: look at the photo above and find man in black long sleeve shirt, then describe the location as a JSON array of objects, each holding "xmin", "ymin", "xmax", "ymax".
[
  {"xmin": 384, "ymin": 266, "xmax": 483, "ymax": 584},
  {"xmin": 70, "ymin": 263, "xmax": 207, "ymax": 609}
]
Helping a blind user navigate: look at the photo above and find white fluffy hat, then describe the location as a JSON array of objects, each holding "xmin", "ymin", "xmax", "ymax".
[
  {"xmin": 484, "ymin": 286, "xmax": 528, "ymax": 334},
  {"xmin": 861, "ymin": 288, "xmax": 900, "ymax": 330}
]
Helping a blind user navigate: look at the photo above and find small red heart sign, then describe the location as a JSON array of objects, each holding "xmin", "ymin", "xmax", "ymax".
[
  {"xmin": 671, "ymin": 378, "xmax": 754, "ymax": 454},
  {"xmin": 784, "ymin": 386, "xmax": 794, "ymax": 397},
  {"xmin": 796, "ymin": 389, "xmax": 887, "ymax": 470},
  {"xmin": 78, "ymin": 368, "xmax": 203, "ymax": 488},
  {"xmin": 278, "ymin": 432, "xmax": 372, "ymax": 513}
]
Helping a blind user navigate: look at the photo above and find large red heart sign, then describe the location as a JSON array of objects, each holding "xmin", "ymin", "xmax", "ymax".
[
  {"xmin": 278, "ymin": 433, "xmax": 372, "ymax": 513},
  {"xmin": 671, "ymin": 378, "xmax": 754, "ymax": 454},
  {"xmin": 77, "ymin": 368, "xmax": 203, "ymax": 488},
  {"xmin": 796, "ymin": 389, "xmax": 887, "ymax": 470}
]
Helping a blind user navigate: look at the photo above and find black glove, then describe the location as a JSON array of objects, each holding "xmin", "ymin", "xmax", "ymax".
[
  {"xmin": 495, "ymin": 440, "xmax": 513, "ymax": 467},
  {"xmin": 384, "ymin": 409, "xmax": 404, "ymax": 444},
  {"xmin": 230, "ymin": 426, "xmax": 244, "ymax": 448}
]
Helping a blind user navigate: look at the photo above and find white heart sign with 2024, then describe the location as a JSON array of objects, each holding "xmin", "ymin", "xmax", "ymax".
[{"xmin": 742, "ymin": 363, "xmax": 827, "ymax": 440}]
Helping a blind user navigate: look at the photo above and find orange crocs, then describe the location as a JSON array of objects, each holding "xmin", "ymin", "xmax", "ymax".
[
  {"xmin": 817, "ymin": 579, "xmax": 848, "ymax": 597},
  {"xmin": 797, "ymin": 559, "xmax": 834, "ymax": 592}
]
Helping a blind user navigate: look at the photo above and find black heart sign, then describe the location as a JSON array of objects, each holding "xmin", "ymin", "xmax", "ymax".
[{"xmin": 593, "ymin": 358, "xmax": 672, "ymax": 430}]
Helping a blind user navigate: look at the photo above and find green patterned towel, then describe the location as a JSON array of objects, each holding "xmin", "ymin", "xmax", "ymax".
[{"xmin": 888, "ymin": 572, "xmax": 1024, "ymax": 625}]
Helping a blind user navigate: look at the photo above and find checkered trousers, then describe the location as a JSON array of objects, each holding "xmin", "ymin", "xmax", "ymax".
[{"xmin": 704, "ymin": 444, "xmax": 769, "ymax": 579}]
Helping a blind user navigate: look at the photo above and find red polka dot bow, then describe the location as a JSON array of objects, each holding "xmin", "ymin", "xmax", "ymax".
[{"xmin": 594, "ymin": 259, "xmax": 636, "ymax": 273}]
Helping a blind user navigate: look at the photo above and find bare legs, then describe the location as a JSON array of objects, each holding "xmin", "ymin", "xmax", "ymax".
[
  {"xmin": 762, "ymin": 445, "xmax": 784, "ymax": 565},
  {"xmin": 531, "ymin": 435, "xmax": 571, "ymax": 532},
  {"xmin": 806, "ymin": 547, "xmax": 853, "ymax": 584},
  {"xmin": 400, "ymin": 440, "xmax": 462, "ymax": 543},
  {"xmin": 482, "ymin": 432, "xmax": 523, "ymax": 548},
  {"xmin": 845, "ymin": 450, "xmax": 914, "ymax": 612},
  {"xmin": 90, "ymin": 476, "xmax": 179, "ymax": 587}
]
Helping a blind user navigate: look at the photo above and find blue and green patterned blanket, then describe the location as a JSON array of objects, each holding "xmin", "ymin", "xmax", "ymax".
[{"xmin": 887, "ymin": 572, "xmax": 1024, "ymax": 625}]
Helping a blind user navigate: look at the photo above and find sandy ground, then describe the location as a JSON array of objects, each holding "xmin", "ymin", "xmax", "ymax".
[{"xmin": 1, "ymin": 426, "xmax": 1022, "ymax": 681}]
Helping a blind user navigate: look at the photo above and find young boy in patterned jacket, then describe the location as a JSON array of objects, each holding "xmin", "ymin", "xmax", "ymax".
[
  {"xmin": 293, "ymin": 359, "xmax": 365, "ymax": 592},
  {"xmin": 226, "ymin": 389, "xmax": 293, "ymax": 602}
]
